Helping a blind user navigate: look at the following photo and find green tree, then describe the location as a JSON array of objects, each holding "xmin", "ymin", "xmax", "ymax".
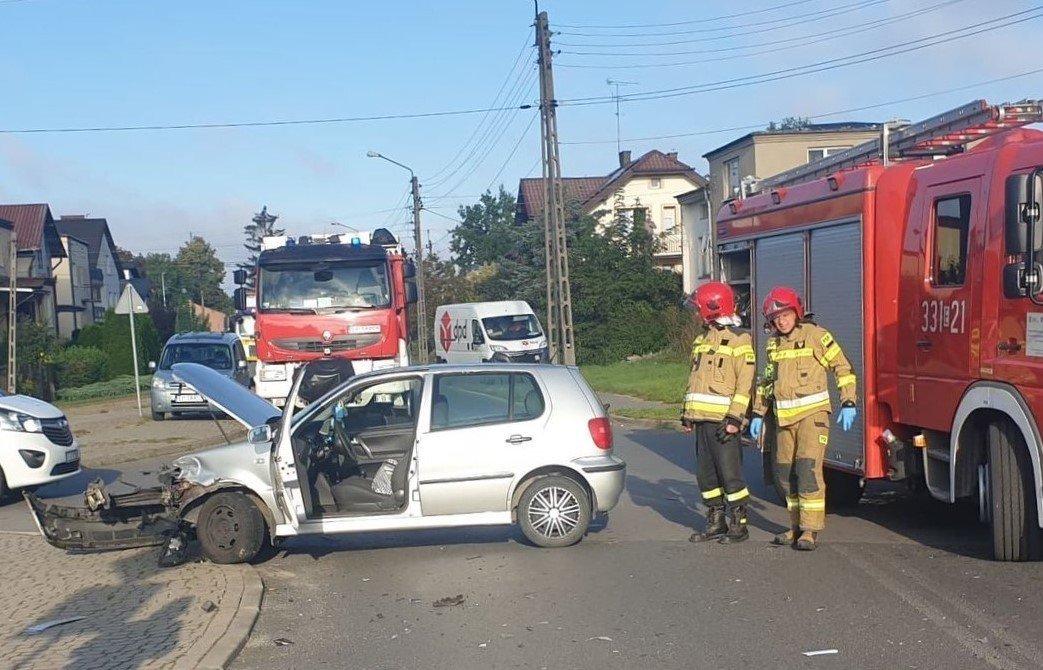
[
  {"xmin": 450, "ymin": 187, "xmax": 519, "ymax": 271},
  {"xmin": 766, "ymin": 116, "xmax": 811, "ymax": 131},
  {"xmin": 76, "ymin": 310, "xmax": 161, "ymax": 377},
  {"xmin": 175, "ymin": 237, "xmax": 232, "ymax": 314},
  {"xmin": 239, "ymin": 206, "xmax": 283, "ymax": 287}
]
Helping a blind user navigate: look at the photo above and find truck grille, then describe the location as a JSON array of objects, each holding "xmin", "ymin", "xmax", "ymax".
[
  {"xmin": 271, "ymin": 334, "xmax": 382, "ymax": 353},
  {"xmin": 41, "ymin": 419, "xmax": 74, "ymax": 446}
]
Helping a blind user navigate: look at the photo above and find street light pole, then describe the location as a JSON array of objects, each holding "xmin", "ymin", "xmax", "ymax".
[{"xmin": 367, "ymin": 151, "xmax": 428, "ymax": 364}]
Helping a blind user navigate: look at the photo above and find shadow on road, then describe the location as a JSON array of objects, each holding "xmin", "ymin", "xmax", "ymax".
[
  {"xmin": 623, "ymin": 426, "xmax": 993, "ymax": 559},
  {"xmin": 13, "ymin": 551, "xmax": 190, "ymax": 670}
]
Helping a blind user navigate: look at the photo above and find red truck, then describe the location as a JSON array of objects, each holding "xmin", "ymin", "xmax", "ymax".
[
  {"xmin": 234, "ymin": 228, "xmax": 416, "ymax": 406},
  {"xmin": 716, "ymin": 99, "xmax": 1043, "ymax": 560}
]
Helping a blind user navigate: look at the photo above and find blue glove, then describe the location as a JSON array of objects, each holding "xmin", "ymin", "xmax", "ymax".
[
  {"xmin": 837, "ymin": 406, "xmax": 857, "ymax": 432},
  {"xmin": 749, "ymin": 417, "xmax": 763, "ymax": 439}
]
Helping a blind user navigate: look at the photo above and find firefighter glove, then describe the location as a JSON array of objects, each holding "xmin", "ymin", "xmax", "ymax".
[
  {"xmin": 838, "ymin": 406, "xmax": 857, "ymax": 432},
  {"xmin": 749, "ymin": 417, "xmax": 764, "ymax": 439}
]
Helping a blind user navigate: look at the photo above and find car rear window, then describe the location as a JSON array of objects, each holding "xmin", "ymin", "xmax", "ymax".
[{"xmin": 431, "ymin": 372, "xmax": 544, "ymax": 430}]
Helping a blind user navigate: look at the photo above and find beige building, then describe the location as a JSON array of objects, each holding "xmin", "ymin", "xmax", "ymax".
[
  {"xmin": 516, "ymin": 150, "xmax": 707, "ymax": 273},
  {"xmin": 679, "ymin": 122, "xmax": 883, "ymax": 293},
  {"xmin": 54, "ymin": 235, "xmax": 92, "ymax": 339}
]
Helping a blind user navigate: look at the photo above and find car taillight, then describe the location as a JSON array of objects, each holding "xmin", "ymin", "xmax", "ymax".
[{"xmin": 588, "ymin": 417, "xmax": 613, "ymax": 450}]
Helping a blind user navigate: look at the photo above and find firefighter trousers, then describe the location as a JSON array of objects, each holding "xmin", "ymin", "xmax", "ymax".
[
  {"xmin": 774, "ymin": 411, "xmax": 830, "ymax": 531},
  {"xmin": 694, "ymin": 421, "xmax": 749, "ymax": 508}
]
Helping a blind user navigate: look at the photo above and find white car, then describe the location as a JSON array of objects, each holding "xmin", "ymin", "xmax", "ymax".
[
  {"xmin": 0, "ymin": 390, "xmax": 80, "ymax": 499},
  {"xmin": 28, "ymin": 361, "xmax": 625, "ymax": 564}
]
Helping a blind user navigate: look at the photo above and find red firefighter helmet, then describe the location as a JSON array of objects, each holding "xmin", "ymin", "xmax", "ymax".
[
  {"xmin": 762, "ymin": 286, "xmax": 804, "ymax": 322},
  {"xmin": 689, "ymin": 281, "xmax": 736, "ymax": 321}
]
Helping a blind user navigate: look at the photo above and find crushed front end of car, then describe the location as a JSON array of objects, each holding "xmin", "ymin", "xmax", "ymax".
[{"xmin": 24, "ymin": 459, "xmax": 208, "ymax": 566}]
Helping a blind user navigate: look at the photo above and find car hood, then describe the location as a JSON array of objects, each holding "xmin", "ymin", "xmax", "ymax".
[
  {"xmin": 0, "ymin": 393, "xmax": 63, "ymax": 419},
  {"xmin": 171, "ymin": 362, "xmax": 280, "ymax": 428}
]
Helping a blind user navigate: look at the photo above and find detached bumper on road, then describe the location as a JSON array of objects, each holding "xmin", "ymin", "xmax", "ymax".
[{"xmin": 24, "ymin": 479, "xmax": 177, "ymax": 551}]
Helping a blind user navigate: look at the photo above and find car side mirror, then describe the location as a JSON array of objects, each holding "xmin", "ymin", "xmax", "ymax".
[
  {"xmin": 248, "ymin": 424, "xmax": 273, "ymax": 444},
  {"xmin": 404, "ymin": 280, "xmax": 417, "ymax": 306},
  {"xmin": 148, "ymin": 361, "xmax": 156, "ymax": 371},
  {"xmin": 234, "ymin": 287, "xmax": 248, "ymax": 312},
  {"xmin": 237, "ymin": 359, "xmax": 247, "ymax": 369}
]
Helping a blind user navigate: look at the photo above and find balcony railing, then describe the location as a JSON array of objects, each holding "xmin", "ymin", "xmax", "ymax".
[{"xmin": 655, "ymin": 228, "xmax": 682, "ymax": 257}]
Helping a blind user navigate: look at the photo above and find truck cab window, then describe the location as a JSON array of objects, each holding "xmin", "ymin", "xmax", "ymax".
[{"xmin": 932, "ymin": 194, "xmax": 971, "ymax": 287}]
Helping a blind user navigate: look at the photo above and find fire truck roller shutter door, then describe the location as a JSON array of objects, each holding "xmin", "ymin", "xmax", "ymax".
[
  {"xmin": 753, "ymin": 234, "xmax": 805, "ymax": 381},
  {"xmin": 809, "ymin": 222, "xmax": 865, "ymax": 479}
]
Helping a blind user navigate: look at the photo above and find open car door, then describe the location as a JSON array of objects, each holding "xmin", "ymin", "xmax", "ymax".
[{"xmin": 270, "ymin": 365, "xmax": 310, "ymax": 530}]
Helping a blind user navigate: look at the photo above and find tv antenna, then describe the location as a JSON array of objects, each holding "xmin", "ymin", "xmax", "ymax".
[{"xmin": 607, "ymin": 78, "xmax": 638, "ymax": 154}]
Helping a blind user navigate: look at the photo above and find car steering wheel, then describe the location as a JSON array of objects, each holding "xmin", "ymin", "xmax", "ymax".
[{"xmin": 331, "ymin": 415, "xmax": 375, "ymax": 461}]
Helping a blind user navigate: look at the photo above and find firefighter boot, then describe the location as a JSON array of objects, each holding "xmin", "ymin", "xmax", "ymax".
[
  {"xmin": 718, "ymin": 504, "xmax": 749, "ymax": 544},
  {"xmin": 795, "ymin": 531, "xmax": 818, "ymax": 551},
  {"xmin": 771, "ymin": 528, "xmax": 798, "ymax": 546},
  {"xmin": 690, "ymin": 506, "xmax": 727, "ymax": 543}
]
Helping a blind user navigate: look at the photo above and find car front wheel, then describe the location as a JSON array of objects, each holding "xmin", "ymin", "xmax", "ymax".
[
  {"xmin": 518, "ymin": 476, "xmax": 590, "ymax": 548},
  {"xmin": 196, "ymin": 492, "xmax": 266, "ymax": 564}
]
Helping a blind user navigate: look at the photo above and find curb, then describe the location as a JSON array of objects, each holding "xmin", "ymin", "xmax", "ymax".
[
  {"xmin": 608, "ymin": 413, "xmax": 684, "ymax": 432},
  {"xmin": 177, "ymin": 564, "xmax": 264, "ymax": 670}
]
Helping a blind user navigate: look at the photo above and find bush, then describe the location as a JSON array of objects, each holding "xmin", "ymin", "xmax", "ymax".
[
  {"xmin": 76, "ymin": 310, "xmax": 161, "ymax": 377},
  {"xmin": 55, "ymin": 346, "xmax": 109, "ymax": 389},
  {"xmin": 55, "ymin": 374, "xmax": 150, "ymax": 402}
]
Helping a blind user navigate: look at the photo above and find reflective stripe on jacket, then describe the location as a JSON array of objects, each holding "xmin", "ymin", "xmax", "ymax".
[
  {"xmin": 682, "ymin": 325, "xmax": 756, "ymax": 424},
  {"xmin": 752, "ymin": 322, "xmax": 856, "ymax": 427}
]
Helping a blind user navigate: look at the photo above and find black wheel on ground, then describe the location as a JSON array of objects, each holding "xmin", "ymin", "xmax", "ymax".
[
  {"xmin": 195, "ymin": 491, "xmax": 266, "ymax": 564},
  {"xmin": 988, "ymin": 421, "xmax": 1043, "ymax": 561},
  {"xmin": 517, "ymin": 475, "xmax": 590, "ymax": 548},
  {"xmin": 151, "ymin": 408, "xmax": 165, "ymax": 421},
  {"xmin": 824, "ymin": 468, "xmax": 864, "ymax": 508},
  {"xmin": 0, "ymin": 467, "xmax": 8, "ymax": 501}
]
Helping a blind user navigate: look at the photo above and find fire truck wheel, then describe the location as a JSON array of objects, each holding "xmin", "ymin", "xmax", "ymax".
[
  {"xmin": 988, "ymin": 421, "xmax": 1043, "ymax": 561},
  {"xmin": 824, "ymin": 469, "xmax": 863, "ymax": 508},
  {"xmin": 196, "ymin": 492, "xmax": 266, "ymax": 564}
]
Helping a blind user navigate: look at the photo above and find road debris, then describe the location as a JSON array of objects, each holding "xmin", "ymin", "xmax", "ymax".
[
  {"xmin": 588, "ymin": 636, "xmax": 614, "ymax": 642},
  {"xmin": 200, "ymin": 600, "xmax": 217, "ymax": 613},
  {"xmin": 273, "ymin": 638, "xmax": 294, "ymax": 646},
  {"xmin": 802, "ymin": 649, "xmax": 838, "ymax": 657},
  {"xmin": 24, "ymin": 617, "xmax": 86, "ymax": 635},
  {"xmin": 433, "ymin": 594, "xmax": 467, "ymax": 608}
]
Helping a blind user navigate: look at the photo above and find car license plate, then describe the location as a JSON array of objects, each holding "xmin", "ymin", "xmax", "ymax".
[
  {"xmin": 66, "ymin": 449, "xmax": 79, "ymax": 463},
  {"xmin": 176, "ymin": 394, "xmax": 203, "ymax": 403}
]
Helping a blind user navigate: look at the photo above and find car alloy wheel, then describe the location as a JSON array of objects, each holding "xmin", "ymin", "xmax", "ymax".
[{"xmin": 518, "ymin": 475, "xmax": 590, "ymax": 548}]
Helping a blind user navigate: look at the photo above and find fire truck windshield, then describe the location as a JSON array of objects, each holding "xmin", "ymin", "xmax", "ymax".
[{"xmin": 259, "ymin": 263, "xmax": 391, "ymax": 312}]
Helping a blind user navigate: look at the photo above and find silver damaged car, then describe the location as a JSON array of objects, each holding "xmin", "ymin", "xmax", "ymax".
[{"xmin": 25, "ymin": 361, "xmax": 625, "ymax": 564}]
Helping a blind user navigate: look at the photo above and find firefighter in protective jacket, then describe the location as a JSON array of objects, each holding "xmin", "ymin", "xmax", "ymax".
[
  {"xmin": 682, "ymin": 282, "xmax": 756, "ymax": 544},
  {"xmin": 749, "ymin": 286, "xmax": 857, "ymax": 551}
]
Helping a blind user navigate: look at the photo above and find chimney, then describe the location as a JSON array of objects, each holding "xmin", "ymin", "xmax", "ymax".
[
  {"xmin": 666, "ymin": 151, "xmax": 678, "ymax": 160},
  {"xmin": 619, "ymin": 150, "xmax": 631, "ymax": 168}
]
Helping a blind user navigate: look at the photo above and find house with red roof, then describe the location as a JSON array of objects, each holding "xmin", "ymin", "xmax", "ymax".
[
  {"xmin": 0, "ymin": 204, "xmax": 68, "ymax": 333},
  {"xmin": 515, "ymin": 149, "xmax": 707, "ymax": 275}
]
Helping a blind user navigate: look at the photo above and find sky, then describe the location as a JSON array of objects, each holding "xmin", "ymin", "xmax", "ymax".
[{"xmin": 1, "ymin": 0, "xmax": 1041, "ymax": 280}]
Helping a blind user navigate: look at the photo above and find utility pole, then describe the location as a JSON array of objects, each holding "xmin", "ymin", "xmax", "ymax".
[
  {"xmin": 161, "ymin": 271, "xmax": 167, "ymax": 308},
  {"xmin": 7, "ymin": 231, "xmax": 16, "ymax": 393},
  {"xmin": 536, "ymin": 9, "xmax": 576, "ymax": 365},
  {"xmin": 410, "ymin": 175, "xmax": 429, "ymax": 363}
]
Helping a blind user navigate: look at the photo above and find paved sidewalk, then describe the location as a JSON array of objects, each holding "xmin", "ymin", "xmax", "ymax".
[
  {"xmin": 0, "ymin": 532, "xmax": 262, "ymax": 670},
  {"xmin": 597, "ymin": 391, "xmax": 682, "ymax": 431}
]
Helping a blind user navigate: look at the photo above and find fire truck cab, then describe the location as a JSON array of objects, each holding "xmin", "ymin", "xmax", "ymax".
[
  {"xmin": 235, "ymin": 228, "xmax": 417, "ymax": 406},
  {"xmin": 717, "ymin": 99, "xmax": 1043, "ymax": 560}
]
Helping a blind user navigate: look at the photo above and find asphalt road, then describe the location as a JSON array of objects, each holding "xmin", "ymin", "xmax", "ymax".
[
  {"xmin": 5, "ymin": 422, "xmax": 1042, "ymax": 669},
  {"xmin": 222, "ymin": 423, "xmax": 1043, "ymax": 670}
]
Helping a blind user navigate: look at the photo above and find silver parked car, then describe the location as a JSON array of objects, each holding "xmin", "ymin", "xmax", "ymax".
[
  {"xmin": 27, "ymin": 361, "xmax": 626, "ymax": 564},
  {"xmin": 149, "ymin": 332, "xmax": 250, "ymax": 420}
]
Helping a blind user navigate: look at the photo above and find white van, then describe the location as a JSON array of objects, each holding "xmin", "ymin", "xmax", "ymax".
[{"xmin": 433, "ymin": 301, "xmax": 548, "ymax": 364}]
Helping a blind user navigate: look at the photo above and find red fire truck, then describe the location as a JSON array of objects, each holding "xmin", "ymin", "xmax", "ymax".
[
  {"xmin": 234, "ymin": 228, "xmax": 416, "ymax": 406},
  {"xmin": 716, "ymin": 99, "xmax": 1043, "ymax": 560}
]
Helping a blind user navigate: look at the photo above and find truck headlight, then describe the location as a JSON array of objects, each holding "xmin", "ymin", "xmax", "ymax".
[
  {"xmin": 0, "ymin": 411, "xmax": 42, "ymax": 433},
  {"xmin": 260, "ymin": 367, "xmax": 287, "ymax": 382}
]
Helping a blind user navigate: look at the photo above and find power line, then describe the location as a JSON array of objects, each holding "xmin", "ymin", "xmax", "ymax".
[
  {"xmin": 558, "ymin": 7, "xmax": 1043, "ymax": 106},
  {"xmin": 557, "ymin": 0, "xmax": 886, "ymax": 41},
  {"xmin": 0, "ymin": 103, "xmax": 534, "ymax": 135},
  {"xmin": 424, "ymin": 29, "xmax": 534, "ymax": 183},
  {"xmin": 482, "ymin": 113, "xmax": 539, "ymax": 195},
  {"xmin": 558, "ymin": 0, "xmax": 963, "ymax": 66},
  {"xmin": 560, "ymin": 66, "xmax": 1043, "ymax": 146},
  {"xmin": 556, "ymin": 0, "xmax": 815, "ymax": 29}
]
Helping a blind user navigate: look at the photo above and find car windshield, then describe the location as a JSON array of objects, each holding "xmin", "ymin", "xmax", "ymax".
[
  {"xmin": 482, "ymin": 315, "xmax": 543, "ymax": 341},
  {"xmin": 159, "ymin": 343, "xmax": 233, "ymax": 371},
  {"xmin": 259, "ymin": 262, "xmax": 391, "ymax": 311}
]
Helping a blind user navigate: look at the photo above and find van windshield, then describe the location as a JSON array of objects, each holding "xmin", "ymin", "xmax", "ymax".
[
  {"xmin": 482, "ymin": 315, "xmax": 543, "ymax": 341},
  {"xmin": 159, "ymin": 343, "xmax": 233, "ymax": 371}
]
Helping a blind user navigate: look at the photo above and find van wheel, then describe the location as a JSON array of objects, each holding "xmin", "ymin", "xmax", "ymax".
[
  {"xmin": 988, "ymin": 421, "xmax": 1043, "ymax": 561},
  {"xmin": 0, "ymin": 467, "xmax": 8, "ymax": 501},
  {"xmin": 518, "ymin": 476, "xmax": 590, "ymax": 548},
  {"xmin": 196, "ymin": 492, "xmax": 266, "ymax": 564}
]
